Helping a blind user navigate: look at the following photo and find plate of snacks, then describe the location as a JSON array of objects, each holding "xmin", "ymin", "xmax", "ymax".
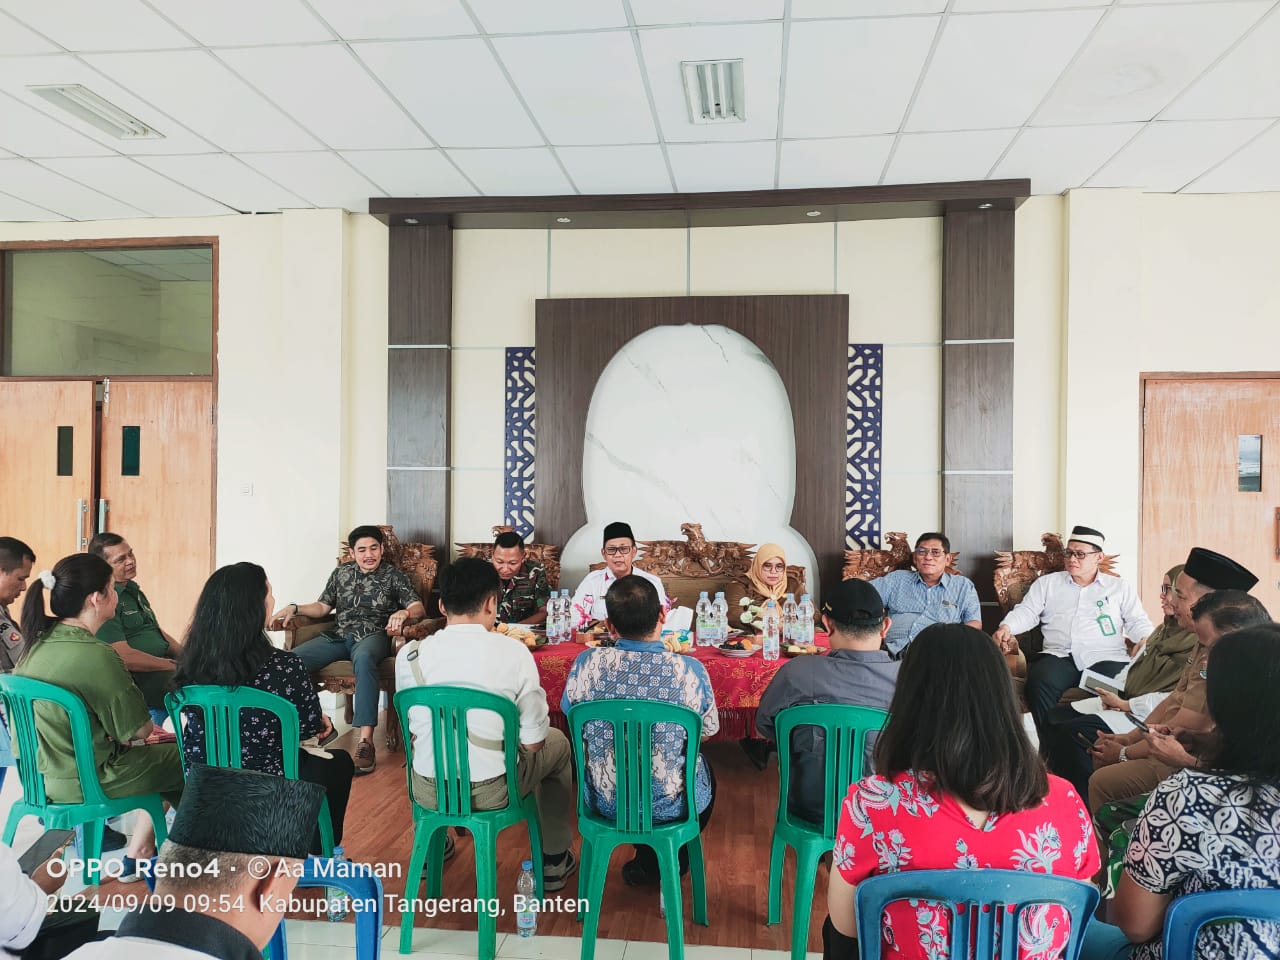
[
  {"xmin": 719, "ymin": 637, "xmax": 757, "ymax": 658},
  {"xmin": 494, "ymin": 622, "xmax": 545, "ymax": 648},
  {"xmin": 661, "ymin": 630, "xmax": 693, "ymax": 654},
  {"xmin": 783, "ymin": 643, "xmax": 822, "ymax": 658}
]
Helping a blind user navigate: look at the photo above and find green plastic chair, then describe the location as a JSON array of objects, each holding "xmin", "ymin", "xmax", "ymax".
[
  {"xmin": 766, "ymin": 703, "xmax": 889, "ymax": 960},
  {"xmin": 0, "ymin": 674, "xmax": 169, "ymax": 886},
  {"xmin": 568, "ymin": 698, "xmax": 708, "ymax": 960},
  {"xmin": 165, "ymin": 685, "xmax": 335, "ymax": 857},
  {"xmin": 394, "ymin": 685, "xmax": 545, "ymax": 960}
]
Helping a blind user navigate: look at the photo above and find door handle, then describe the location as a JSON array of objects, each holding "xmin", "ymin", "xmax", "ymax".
[
  {"xmin": 98, "ymin": 499, "xmax": 109, "ymax": 534},
  {"xmin": 1274, "ymin": 507, "xmax": 1279, "ymax": 559},
  {"xmin": 76, "ymin": 499, "xmax": 89, "ymax": 551}
]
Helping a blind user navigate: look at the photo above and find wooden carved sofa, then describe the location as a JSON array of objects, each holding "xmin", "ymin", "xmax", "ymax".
[
  {"xmin": 455, "ymin": 525, "xmax": 562, "ymax": 590},
  {"xmin": 273, "ymin": 524, "xmax": 439, "ymax": 750}
]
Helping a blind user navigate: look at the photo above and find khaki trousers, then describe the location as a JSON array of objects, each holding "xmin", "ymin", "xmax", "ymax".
[{"xmin": 411, "ymin": 727, "xmax": 574, "ymax": 857}]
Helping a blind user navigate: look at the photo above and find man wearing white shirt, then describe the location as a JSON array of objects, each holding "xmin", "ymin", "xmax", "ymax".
[
  {"xmin": 992, "ymin": 525, "xmax": 1154, "ymax": 733},
  {"xmin": 570, "ymin": 521, "xmax": 668, "ymax": 630},
  {"xmin": 395, "ymin": 557, "xmax": 577, "ymax": 890}
]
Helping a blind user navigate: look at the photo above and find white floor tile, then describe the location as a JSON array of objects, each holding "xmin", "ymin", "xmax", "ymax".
[
  {"xmin": 400, "ymin": 928, "xmax": 506, "ymax": 955},
  {"xmin": 286, "ymin": 918, "xmax": 361, "ymax": 947},
  {"xmin": 498, "ymin": 933, "xmax": 626, "ymax": 959},
  {"xmin": 750, "ymin": 951, "xmax": 822, "ymax": 960},
  {"xmin": 624, "ymin": 943, "xmax": 752, "ymax": 959},
  {"xmin": 282, "ymin": 945, "xmax": 357, "ymax": 960}
]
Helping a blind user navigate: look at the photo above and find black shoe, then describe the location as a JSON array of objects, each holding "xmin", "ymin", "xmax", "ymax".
[
  {"xmin": 740, "ymin": 737, "xmax": 772, "ymax": 772},
  {"xmin": 621, "ymin": 856, "xmax": 659, "ymax": 887},
  {"xmin": 101, "ymin": 826, "xmax": 128, "ymax": 853}
]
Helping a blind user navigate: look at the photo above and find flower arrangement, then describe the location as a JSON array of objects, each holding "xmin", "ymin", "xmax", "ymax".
[{"xmin": 739, "ymin": 596, "xmax": 765, "ymax": 628}]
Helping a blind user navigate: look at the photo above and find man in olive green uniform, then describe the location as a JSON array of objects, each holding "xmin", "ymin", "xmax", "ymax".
[{"xmin": 89, "ymin": 534, "xmax": 178, "ymax": 727}]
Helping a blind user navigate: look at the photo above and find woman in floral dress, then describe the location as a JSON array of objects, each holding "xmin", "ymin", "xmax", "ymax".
[{"xmin": 823, "ymin": 623, "xmax": 1131, "ymax": 960}]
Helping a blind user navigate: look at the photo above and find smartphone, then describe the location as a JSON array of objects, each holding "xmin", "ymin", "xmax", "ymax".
[
  {"xmin": 1073, "ymin": 731, "xmax": 1094, "ymax": 749},
  {"xmin": 1125, "ymin": 713, "xmax": 1150, "ymax": 733}
]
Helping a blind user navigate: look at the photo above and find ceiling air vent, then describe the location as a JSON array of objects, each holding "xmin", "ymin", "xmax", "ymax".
[{"xmin": 680, "ymin": 59, "xmax": 745, "ymax": 124}]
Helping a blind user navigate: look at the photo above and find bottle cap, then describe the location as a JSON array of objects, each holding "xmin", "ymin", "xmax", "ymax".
[
  {"xmin": 700, "ymin": 590, "xmax": 708, "ymax": 598},
  {"xmin": 521, "ymin": 859, "xmax": 533, "ymax": 870},
  {"xmin": 786, "ymin": 593, "xmax": 795, "ymax": 601},
  {"xmin": 715, "ymin": 591, "xmax": 725, "ymax": 598},
  {"xmin": 801, "ymin": 594, "xmax": 810, "ymax": 602}
]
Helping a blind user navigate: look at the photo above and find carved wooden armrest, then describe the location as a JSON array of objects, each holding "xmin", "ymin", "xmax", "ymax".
[
  {"xmin": 394, "ymin": 616, "xmax": 446, "ymax": 642},
  {"xmin": 271, "ymin": 616, "xmax": 335, "ymax": 651}
]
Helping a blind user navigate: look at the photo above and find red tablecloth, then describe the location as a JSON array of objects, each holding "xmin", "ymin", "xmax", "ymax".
[{"xmin": 530, "ymin": 633, "xmax": 830, "ymax": 741}]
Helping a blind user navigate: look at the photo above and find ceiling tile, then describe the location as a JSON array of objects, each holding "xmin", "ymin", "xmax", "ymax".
[
  {"xmin": 354, "ymin": 39, "xmax": 542, "ymax": 148},
  {"xmin": 216, "ymin": 45, "xmax": 429, "ymax": 150},
  {"xmin": 305, "ymin": 0, "xmax": 475, "ymax": 40},
  {"xmin": 138, "ymin": 154, "xmax": 309, "ymax": 212},
  {"xmin": 339, "ymin": 149, "xmax": 477, "ymax": 196},
  {"xmin": 666, "ymin": 140, "xmax": 776, "ymax": 191},
  {"xmin": 0, "ymin": 0, "xmax": 193, "ymax": 50},
  {"xmin": 0, "ymin": 91, "xmax": 118, "ymax": 157},
  {"xmin": 792, "ymin": 1, "xmax": 945, "ymax": 16},
  {"xmin": 84, "ymin": 50, "xmax": 321, "ymax": 152},
  {"xmin": 952, "ymin": 0, "xmax": 1106, "ymax": 10},
  {"xmin": 1034, "ymin": 2, "xmax": 1272, "ymax": 125},
  {"xmin": 778, "ymin": 136, "xmax": 893, "ymax": 188},
  {"xmin": 992, "ymin": 123, "xmax": 1142, "ymax": 194},
  {"xmin": 906, "ymin": 10, "xmax": 1101, "ymax": 131},
  {"xmin": 1184, "ymin": 120, "xmax": 1280, "ymax": 193},
  {"xmin": 784, "ymin": 17, "xmax": 938, "ymax": 138},
  {"xmin": 0, "ymin": 54, "xmax": 214, "ymax": 154},
  {"xmin": 0, "ymin": 10, "xmax": 58, "ymax": 53},
  {"xmin": 492, "ymin": 33, "xmax": 656, "ymax": 146},
  {"xmin": 884, "ymin": 128, "xmax": 1018, "ymax": 184},
  {"xmin": 41, "ymin": 156, "xmax": 235, "ymax": 216},
  {"xmin": 237, "ymin": 152, "xmax": 383, "ymax": 210},
  {"xmin": 467, "ymin": 0, "xmax": 627, "ymax": 33},
  {"xmin": 1089, "ymin": 118, "xmax": 1272, "ymax": 191},
  {"xmin": 0, "ymin": 158, "xmax": 148, "ymax": 219},
  {"xmin": 448, "ymin": 147, "xmax": 574, "ymax": 194},
  {"xmin": 0, "ymin": 190, "xmax": 64, "ymax": 220},
  {"xmin": 640, "ymin": 22, "xmax": 783, "ymax": 142},
  {"xmin": 1163, "ymin": 8, "xmax": 1280, "ymax": 120},
  {"xmin": 630, "ymin": 0, "xmax": 783, "ymax": 24},
  {"xmin": 556, "ymin": 144, "xmax": 673, "ymax": 193},
  {"xmin": 148, "ymin": 0, "xmax": 332, "ymax": 45}
]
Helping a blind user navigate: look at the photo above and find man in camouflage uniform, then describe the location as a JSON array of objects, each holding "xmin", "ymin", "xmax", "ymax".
[{"xmin": 491, "ymin": 530, "xmax": 550, "ymax": 625}]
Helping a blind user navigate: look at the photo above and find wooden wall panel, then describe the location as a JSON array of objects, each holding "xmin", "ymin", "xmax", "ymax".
[
  {"xmin": 943, "ymin": 474, "xmax": 1013, "ymax": 631},
  {"xmin": 388, "ymin": 224, "xmax": 451, "ymax": 345},
  {"xmin": 387, "ymin": 471, "xmax": 448, "ymax": 547},
  {"xmin": 388, "ymin": 349, "xmax": 448, "ymax": 467},
  {"xmin": 535, "ymin": 295, "xmax": 847, "ymax": 590},
  {"xmin": 942, "ymin": 342, "xmax": 1015, "ymax": 472},
  {"xmin": 943, "ymin": 210, "xmax": 1014, "ymax": 340}
]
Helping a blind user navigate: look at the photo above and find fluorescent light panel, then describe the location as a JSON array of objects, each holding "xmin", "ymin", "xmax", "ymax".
[
  {"xmin": 27, "ymin": 84, "xmax": 163, "ymax": 140},
  {"xmin": 681, "ymin": 59, "xmax": 745, "ymax": 124}
]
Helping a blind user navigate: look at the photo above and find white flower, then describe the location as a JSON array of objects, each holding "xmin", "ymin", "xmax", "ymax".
[
  {"xmin": 739, "ymin": 597, "xmax": 751, "ymax": 607},
  {"xmin": 741, "ymin": 612, "xmax": 754, "ymax": 625}
]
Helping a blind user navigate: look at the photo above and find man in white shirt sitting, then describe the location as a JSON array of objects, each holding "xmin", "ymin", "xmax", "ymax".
[
  {"xmin": 395, "ymin": 557, "xmax": 577, "ymax": 890},
  {"xmin": 992, "ymin": 525, "xmax": 1154, "ymax": 734},
  {"xmin": 570, "ymin": 521, "xmax": 669, "ymax": 630}
]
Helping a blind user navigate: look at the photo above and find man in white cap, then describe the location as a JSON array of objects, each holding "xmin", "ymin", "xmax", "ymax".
[{"xmin": 993, "ymin": 525, "xmax": 1154, "ymax": 734}]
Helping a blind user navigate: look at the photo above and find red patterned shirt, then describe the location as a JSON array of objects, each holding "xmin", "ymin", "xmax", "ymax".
[{"xmin": 835, "ymin": 770, "xmax": 1100, "ymax": 960}]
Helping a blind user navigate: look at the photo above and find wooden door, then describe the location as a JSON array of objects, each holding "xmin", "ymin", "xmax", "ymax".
[
  {"xmin": 0, "ymin": 381, "xmax": 96, "ymax": 622},
  {"xmin": 98, "ymin": 380, "xmax": 214, "ymax": 637},
  {"xmin": 1141, "ymin": 378, "xmax": 1280, "ymax": 615}
]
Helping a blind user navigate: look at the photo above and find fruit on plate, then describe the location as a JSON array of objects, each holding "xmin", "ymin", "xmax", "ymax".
[{"xmin": 721, "ymin": 637, "xmax": 755, "ymax": 651}]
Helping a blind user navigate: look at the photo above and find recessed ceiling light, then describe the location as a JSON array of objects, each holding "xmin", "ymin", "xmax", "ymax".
[
  {"xmin": 404, "ymin": 218, "xmax": 419, "ymax": 225},
  {"xmin": 27, "ymin": 84, "xmax": 163, "ymax": 140},
  {"xmin": 680, "ymin": 60, "xmax": 746, "ymax": 124},
  {"xmin": 977, "ymin": 202, "xmax": 993, "ymax": 210},
  {"xmin": 806, "ymin": 210, "xmax": 822, "ymax": 217},
  {"xmin": 556, "ymin": 217, "xmax": 572, "ymax": 224}
]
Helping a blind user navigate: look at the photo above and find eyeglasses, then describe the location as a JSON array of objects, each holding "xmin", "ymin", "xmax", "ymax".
[
  {"xmin": 914, "ymin": 548, "xmax": 946, "ymax": 558},
  {"xmin": 1064, "ymin": 549, "xmax": 1101, "ymax": 560},
  {"xmin": 1159, "ymin": 584, "xmax": 1173, "ymax": 596},
  {"xmin": 603, "ymin": 545, "xmax": 633, "ymax": 556}
]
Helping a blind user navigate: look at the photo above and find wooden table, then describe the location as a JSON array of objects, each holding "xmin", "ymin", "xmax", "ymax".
[{"xmin": 530, "ymin": 633, "xmax": 830, "ymax": 741}]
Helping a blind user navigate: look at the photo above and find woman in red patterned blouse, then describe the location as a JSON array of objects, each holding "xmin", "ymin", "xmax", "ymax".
[{"xmin": 823, "ymin": 623, "xmax": 1131, "ymax": 960}]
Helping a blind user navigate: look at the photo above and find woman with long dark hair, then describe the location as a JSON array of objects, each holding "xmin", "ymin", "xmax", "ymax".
[
  {"xmin": 16, "ymin": 553, "xmax": 185, "ymax": 869},
  {"xmin": 823, "ymin": 623, "xmax": 1131, "ymax": 960},
  {"xmin": 173, "ymin": 563, "xmax": 353, "ymax": 851},
  {"xmin": 1114, "ymin": 622, "xmax": 1280, "ymax": 959}
]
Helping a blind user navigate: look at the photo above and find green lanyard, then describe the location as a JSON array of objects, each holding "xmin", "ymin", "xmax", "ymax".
[{"xmin": 1096, "ymin": 599, "xmax": 1117, "ymax": 637}]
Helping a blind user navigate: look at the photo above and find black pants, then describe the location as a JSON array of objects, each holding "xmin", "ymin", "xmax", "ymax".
[
  {"xmin": 298, "ymin": 747, "xmax": 355, "ymax": 852},
  {"xmin": 1025, "ymin": 656, "xmax": 1125, "ymax": 732},
  {"xmin": 1042, "ymin": 706, "xmax": 1110, "ymax": 798},
  {"xmin": 822, "ymin": 915, "xmax": 860, "ymax": 960},
  {"xmin": 631, "ymin": 758, "xmax": 716, "ymax": 876},
  {"xmin": 15, "ymin": 907, "xmax": 105, "ymax": 960}
]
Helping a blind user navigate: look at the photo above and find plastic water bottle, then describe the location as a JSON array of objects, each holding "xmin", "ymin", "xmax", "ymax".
[
  {"xmin": 781, "ymin": 593, "xmax": 798, "ymax": 644},
  {"xmin": 712, "ymin": 592, "xmax": 729, "ymax": 646},
  {"xmin": 559, "ymin": 589, "xmax": 571, "ymax": 642},
  {"xmin": 327, "ymin": 846, "xmax": 350, "ymax": 922},
  {"xmin": 516, "ymin": 860, "xmax": 537, "ymax": 937},
  {"xmin": 695, "ymin": 591, "xmax": 712, "ymax": 646},
  {"xmin": 545, "ymin": 593, "xmax": 560, "ymax": 643},
  {"xmin": 797, "ymin": 594, "xmax": 815, "ymax": 645},
  {"xmin": 762, "ymin": 601, "xmax": 781, "ymax": 661}
]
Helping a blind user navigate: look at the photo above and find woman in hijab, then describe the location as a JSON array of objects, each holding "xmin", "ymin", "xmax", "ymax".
[{"xmin": 725, "ymin": 543, "xmax": 802, "ymax": 630}]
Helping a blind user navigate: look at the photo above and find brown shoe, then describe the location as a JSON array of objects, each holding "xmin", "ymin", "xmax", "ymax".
[{"xmin": 354, "ymin": 738, "xmax": 376, "ymax": 775}]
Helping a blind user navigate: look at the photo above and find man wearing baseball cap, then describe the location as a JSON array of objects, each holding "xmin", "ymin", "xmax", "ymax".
[
  {"xmin": 756, "ymin": 578, "xmax": 898, "ymax": 825},
  {"xmin": 68, "ymin": 765, "xmax": 326, "ymax": 960}
]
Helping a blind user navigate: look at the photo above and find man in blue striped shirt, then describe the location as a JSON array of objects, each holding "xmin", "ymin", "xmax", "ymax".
[{"xmin": 868, "ymin": 532, "xmax": 982, "ymax": 658}]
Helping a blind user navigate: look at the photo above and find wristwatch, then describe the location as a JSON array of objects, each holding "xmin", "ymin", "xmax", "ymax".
[
  {"xmin": 1119, "ymin": 745, "xmax": 1129, "ymax": 762},
  {"xmin": 290, "ymin": 603, "xmax": 299, "ymax": 616}
]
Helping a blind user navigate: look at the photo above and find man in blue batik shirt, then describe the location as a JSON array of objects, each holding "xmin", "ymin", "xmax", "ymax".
[
  {"xmin": 868, "ymin": 532, "xmax": 982, "ymax": 658},
  {"xmin": 562, "ymin": 574, "xmax": 718, "ymax": 888}
]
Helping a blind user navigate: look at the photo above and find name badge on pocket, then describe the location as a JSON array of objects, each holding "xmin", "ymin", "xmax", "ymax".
[{"xmin": 1095, "ymin": 600, "xmax": 1117, "ymax": 637}]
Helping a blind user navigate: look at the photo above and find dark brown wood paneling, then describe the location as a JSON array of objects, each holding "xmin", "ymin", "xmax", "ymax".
[
  {"xmin": 943, "ymin": 209, "xmax": 1014, "ymax": 341},
  {"xmin": 535, "ymin": 295, "xmax": 847, "ymax": 590},
  {"xmin": 388, "ymin": 223, "xmax": 451, "ymax": 345},
  {"xmin": 943, "ymin": 474, "xmax": 1013, "ymax": 609},
  {"xmin": 942, "ymin": 342, "xmax": 1015, "ymax": 472},
  {"xmin": 387, "ymin": 470, "xmax": 448, "ymax": 547},
  {"xmin": 388, "ymin": 348, "xmax": 448, "ymax": 467}
]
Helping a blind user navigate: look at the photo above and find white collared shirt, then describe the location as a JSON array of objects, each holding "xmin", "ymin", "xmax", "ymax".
[
  {"xmin": 570, "ymin": 566, "xmax": 668, "ymax": 628},
  {"xmin": 1, "ymin": 842, "xmax": 44, "ymax": 952},
  {"xmin": 394, "ymin": 623, "xmax": 550, "ymax": 782},
  {"xmin": 1000, "ymin": 571, "xmax": 1154, "ymax": 669}
]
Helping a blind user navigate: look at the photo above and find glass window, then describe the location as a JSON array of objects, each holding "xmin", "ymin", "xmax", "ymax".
[
  {"xmin": 3, "ymin": 246, "xmax": 213, "ymax": 376},
  {"xmin": 1238, "ymin": 435, "xmax": 1261, "ymax": 493}
]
